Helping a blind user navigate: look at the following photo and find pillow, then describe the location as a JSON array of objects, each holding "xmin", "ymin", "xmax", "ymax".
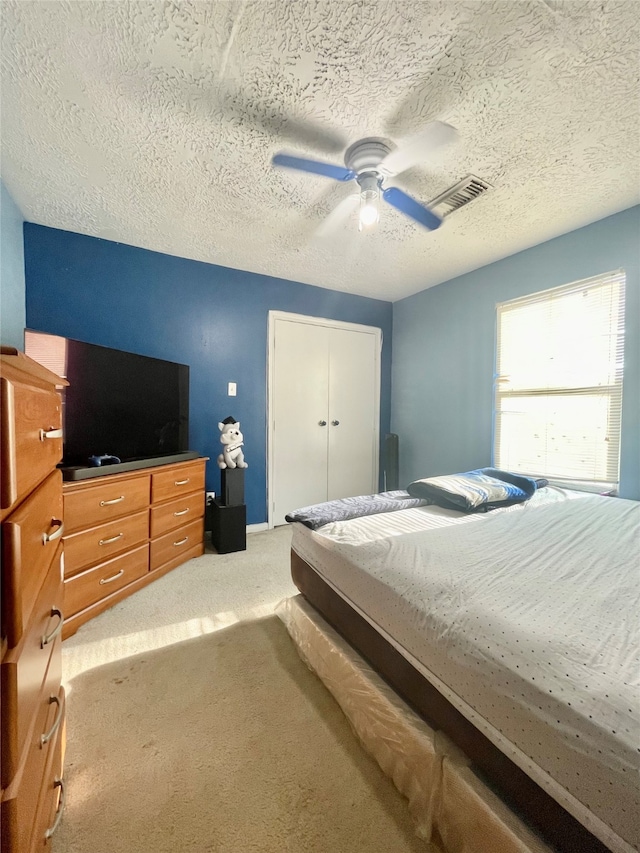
[{"xmin": 407, "ymin": 468, "xmax": 540, "ymax": 513}]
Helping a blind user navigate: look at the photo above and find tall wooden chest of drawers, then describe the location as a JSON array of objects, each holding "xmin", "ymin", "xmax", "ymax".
[
  {"xmin": 62, "ymin": 457, "xmax": 206, "ymax": 639},
  {"xmin": 1, "ymin": 348, "xmax": 67, "ymax": 853}
]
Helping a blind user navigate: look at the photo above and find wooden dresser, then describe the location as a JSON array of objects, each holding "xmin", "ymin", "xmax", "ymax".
[
  {"xmin": 62, "ymin": 457, "xmax": 206, "ymax": 638},
  {"xmin": 1, "ymin": 348, "xmax": 67, "ymax": 853}
]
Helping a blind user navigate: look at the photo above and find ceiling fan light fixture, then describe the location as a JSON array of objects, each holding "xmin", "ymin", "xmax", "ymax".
[
  {"xmin": 358, "ymin": 173, "xmax": 381, "ymax": 231},
  {"xmin": 359, "ymin": 190, "xmax": 379, "ymax": 230}
]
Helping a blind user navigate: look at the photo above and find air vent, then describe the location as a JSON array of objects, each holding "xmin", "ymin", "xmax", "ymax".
[{"xmin": 429, "ymin": 174, "xmax": 492, "ymax": 217}]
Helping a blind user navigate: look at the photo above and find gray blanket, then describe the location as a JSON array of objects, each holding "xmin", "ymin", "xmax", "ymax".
[{"xmin": 285, "ymin": 490, "xmax": 428, "ymax": 530}]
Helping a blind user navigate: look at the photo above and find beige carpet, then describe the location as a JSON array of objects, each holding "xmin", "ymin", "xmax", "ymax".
[
  {"xmin": 57, "ymin": 616, "xmax": 434, "ymax": 853},
  {"xmin": 61, "ymin": 526, "xmax": 299, "ymax": 683},
  {"xmin": 56, "ymin": 529, "xmax": 436, "ymax": 852}
]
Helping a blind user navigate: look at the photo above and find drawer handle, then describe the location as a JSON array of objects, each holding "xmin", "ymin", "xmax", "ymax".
[
  {"xmin": 39, "ymin": 427, "xmax": 63, "ymax": 441},
  {"xmin": 41, "ymin": 693, "xmax": 64, "ymax": 746},
  {"xmin": 100, "ymin": 495, "xmax": 125, "ymax": 506},
  {"xmin": 42, "ymin": 519, "xmax": 64, "ymax": 544},
  {"xmin": 173, "ymin": 536, "xmax": 189, "ymax": 547},
  {"xmin": 99, "ymin": 532, "xmax": 124, "ymax": 546},
  {"xmin": 174, "ymin": 478, "xmax": 190, "ymax": 486},
  {"xmin": 41, "ymin": 608, "xmax": 64, "ymax": 648},
  {"xmin": 100, "ymin": 568, "xmax": 125, "ymax": 585},
  {"xmin": 173, "ymin": 507, "xmax": 190, "ymax": 517},
  {"xmin": 44, "ymin": 777, "xmax": 65, "ymax": 839}
]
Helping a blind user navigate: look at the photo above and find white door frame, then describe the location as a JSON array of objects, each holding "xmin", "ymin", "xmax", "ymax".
[{"xmin": 267, "ymin": 310, "xmax": 382, "ymax": 529}]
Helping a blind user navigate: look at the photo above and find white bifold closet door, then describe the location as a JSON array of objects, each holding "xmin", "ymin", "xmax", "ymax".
[{"xmin": 270, "ymin": 314, "xmax": 380, "ymax": 526}]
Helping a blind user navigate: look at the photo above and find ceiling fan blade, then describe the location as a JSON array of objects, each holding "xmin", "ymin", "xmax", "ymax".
[
  {"xmin": 314, "ymin": 194, "xmax": 360, "ymax": 239},
  {"xmin": 383, "ymin": 34, "xmax": 462, "ymax": 137},
  {"xmin": 217, "ymin": 83, "xmax": 346, "ymax": 154},
  {"xmin": 270, "ymin": 116, "xmax": 346, "ymax": 155},
  {"xmin": 380, "ymin": 121, "xmax": 458, "ymax": 177},
  {"xmin": 272, "ymin": 153, "xmax": 355, "ymax": 182},
  {"xmin": 382, "ymin": 187, "xmax": 443, "ymax": 231}
]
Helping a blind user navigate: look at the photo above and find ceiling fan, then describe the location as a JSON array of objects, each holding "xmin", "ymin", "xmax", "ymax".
[{"xmin": 272, "ymin": 121, "xmax": 458, "ymax": 235}]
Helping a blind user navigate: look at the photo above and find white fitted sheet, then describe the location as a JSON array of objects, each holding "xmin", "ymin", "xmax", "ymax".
[{"xmin": 290, "ymin": 487, "xmax": 640, "ymax": 853}]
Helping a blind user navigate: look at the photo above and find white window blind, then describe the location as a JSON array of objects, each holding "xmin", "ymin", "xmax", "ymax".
[{"xmin": 494, "ymin": 270, "xmax": 625, "ymax": 491}]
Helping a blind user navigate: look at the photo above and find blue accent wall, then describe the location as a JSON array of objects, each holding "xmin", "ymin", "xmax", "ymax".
[
  {"xmin": 1, "ymin": 182, "xmax": 26, "ymax": 349},
  {"xmin": 24, "ymin": 224, "xmax": 392, "ymax": 523},
  {"xmin": 392, "ymin": 206, "xmax": 640, "ymax": 500}
]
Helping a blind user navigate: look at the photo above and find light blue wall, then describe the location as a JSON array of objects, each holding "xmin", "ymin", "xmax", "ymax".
[
  {"xmin": 392, "ymin": 206, "xmax": 640, "ymax": 500},
  {"xmin": 0, "ymin": 182, "xmax": 26, "ymax": 349},
  {"xmin": 24, "ymin": 224, "xmax": 393, "ymax": 524}
]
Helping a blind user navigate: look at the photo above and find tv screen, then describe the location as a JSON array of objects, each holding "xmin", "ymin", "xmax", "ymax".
[{"xmin": 25, "ymin": 330, "xmax": 189, "ymax": 468}]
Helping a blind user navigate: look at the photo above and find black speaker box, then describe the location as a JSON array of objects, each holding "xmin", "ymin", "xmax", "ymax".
[
  {"xmin": 210, "ymin": 499, "xmax": 246, "ymax": 554},
  {"xmin": 384, "ymin": 433, "xmax": 399, "ymax": 491},
  {"xmin": 221, "ymin": 468, "xmax": 245, "ymax": 506}
]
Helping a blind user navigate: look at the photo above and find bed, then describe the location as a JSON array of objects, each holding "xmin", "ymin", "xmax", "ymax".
[{"xmin": 286, "ymin": 484, "xmax": 640, "ymax": 853}]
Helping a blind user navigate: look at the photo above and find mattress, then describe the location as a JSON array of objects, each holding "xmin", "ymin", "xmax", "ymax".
[{"xmin": 290, "ymin": 487, "xmax": 640, "ymax": 853}]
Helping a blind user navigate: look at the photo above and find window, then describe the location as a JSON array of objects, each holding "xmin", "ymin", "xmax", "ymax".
[{"xmin": 494, "ymin": 270, "xmax": 625, "ymax": 492}]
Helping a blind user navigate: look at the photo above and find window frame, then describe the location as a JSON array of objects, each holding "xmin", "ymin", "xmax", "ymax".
[{"xmin": 493, "ymin": 270, "xmax": 626, "ymax": 493}]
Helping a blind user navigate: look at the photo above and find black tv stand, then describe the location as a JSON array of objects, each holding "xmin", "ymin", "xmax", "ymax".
[{"xmin": 60, "ymin": 450, "xmax": 201, "ymax": 481}]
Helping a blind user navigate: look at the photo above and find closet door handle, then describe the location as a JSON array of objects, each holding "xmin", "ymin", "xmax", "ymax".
[
  {"xmin": 318, "ymin": 420, "xmax": 327, "ymax": 426},
  {"xmin": 331, "ymin": 420, "xmax": 340, "ymax": 426}
]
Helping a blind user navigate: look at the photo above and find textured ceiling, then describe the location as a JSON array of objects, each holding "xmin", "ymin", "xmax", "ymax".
[{"xmin": 1, "ymin": 1, "xmax": 639, "ymax": 301}]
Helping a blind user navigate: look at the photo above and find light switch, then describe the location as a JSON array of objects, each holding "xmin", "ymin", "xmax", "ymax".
[{"xmin": 228, "ymin": 382, "xmax": 237, "ymax": 396}]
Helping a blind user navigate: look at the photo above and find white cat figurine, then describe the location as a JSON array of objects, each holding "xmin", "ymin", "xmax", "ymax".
[{"xmin": 217, "ymin": 419, "xmax": 248, "ymax": 469}]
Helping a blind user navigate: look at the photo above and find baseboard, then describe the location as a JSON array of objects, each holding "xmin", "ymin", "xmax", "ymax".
[{"xmin": 247, "ymin": 523, "xmax": 269, "ymax": 534}]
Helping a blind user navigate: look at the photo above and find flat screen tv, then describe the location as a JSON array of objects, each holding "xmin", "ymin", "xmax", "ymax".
[{"xmin": 25, "ymin": 330, "xmax": 190, "ymax": 473}]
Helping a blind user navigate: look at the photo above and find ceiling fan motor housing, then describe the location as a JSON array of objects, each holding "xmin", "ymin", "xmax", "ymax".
[{"xmin": 344, "ymin": 137, "xmax": 393, "ymax": 177}]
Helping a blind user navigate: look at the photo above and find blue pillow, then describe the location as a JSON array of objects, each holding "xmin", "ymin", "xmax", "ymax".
[{"xmin": 407, "ymin": 468, "xmax": 541, "ymax": 512}]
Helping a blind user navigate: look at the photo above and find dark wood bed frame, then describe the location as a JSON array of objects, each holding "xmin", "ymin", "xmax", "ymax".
[{"xmin": 291, "ymin": 549, "xmax": 610, "ymax": 853}]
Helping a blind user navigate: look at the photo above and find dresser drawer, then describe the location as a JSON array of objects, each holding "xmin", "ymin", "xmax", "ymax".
[
  {"xmin": 0, "ymin": 678, "xmax": 64, "ymax": 850},
  {"xmin": 150, "ymin": 517, "xmax": 204, "ymax": 571},
  {"xmin": 64, "ymin": 544, "xmax": 149, "ymax": 617},
  {"xmin": 151, "ymin": 461, "xmax": 205, "ymax": 505},
  {"xmin": 150, "ymin": 490, "xmax": 204, "ymax": 538},
  {"xmin": 0, "ymin": 376, "xmax": 63, "ymax": 513},
  {"xmin": 63, "ymin": 509, "xmax": 149, "ymax": 577},
  {"xmin": 64, "ymin": 474, "xmax": 151, "ymax": 534},
  {"xmin": 2, "ymin": 472, "xmax": 63, "ymax": 648},
  {"xmin": 29, "ymin": 714, "xmax": 64, "ymax": 853},
  {"xmin": 1, "ymin": 690, "xmax": 65, "ymax": 853},
  {"xmin": 1, "ymin": 558, "xmax": 63, "ymax": 789}
]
